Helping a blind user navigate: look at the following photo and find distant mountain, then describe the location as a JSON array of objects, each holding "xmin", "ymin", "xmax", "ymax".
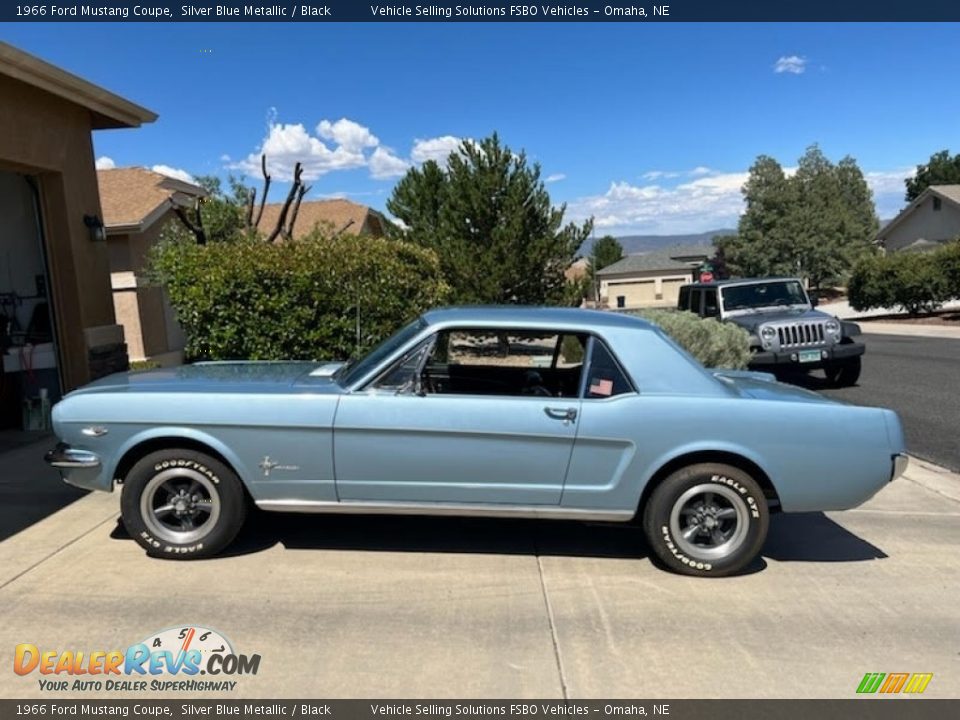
[{"xmin": 581, "ymin": 229, "xmax": 735, "ymax": 256}]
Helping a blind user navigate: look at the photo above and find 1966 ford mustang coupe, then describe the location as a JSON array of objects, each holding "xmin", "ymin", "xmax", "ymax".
[{"xmin": 46, "ymin": 307, "xmax": 908, "ymax": 576}]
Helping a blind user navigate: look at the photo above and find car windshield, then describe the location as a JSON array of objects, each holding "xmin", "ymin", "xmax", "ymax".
[
  {"xmin": 337, "ymin": 317, "xmax": 427, "ymax": 387},
  {"xmin": 721, "ymin": 281, "xmax": 809, "ymax": 311}
]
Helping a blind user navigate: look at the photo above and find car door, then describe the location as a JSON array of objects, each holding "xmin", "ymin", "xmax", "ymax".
[{"xmin": 332, "ymin": 328, "xmax": 585, "ymax": 505}]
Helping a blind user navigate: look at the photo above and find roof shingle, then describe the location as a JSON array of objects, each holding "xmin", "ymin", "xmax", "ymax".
[
  {"xmin": 97, "ymin": 167, "xmax": 204, "ymax": 230},
  {"xmin": 595, "ymin": 244, "xmax": 713, "ymax": 276}
]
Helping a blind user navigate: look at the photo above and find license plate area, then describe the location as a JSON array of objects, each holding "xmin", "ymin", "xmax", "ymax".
[{"xmin": 798, "ymin": 350, "xmax": 821, "ymax": 363}]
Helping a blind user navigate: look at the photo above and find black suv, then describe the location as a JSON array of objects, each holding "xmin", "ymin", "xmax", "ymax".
[{"xmin": 678, "ymin": 277, "xmax": 865, "ymax": 386}]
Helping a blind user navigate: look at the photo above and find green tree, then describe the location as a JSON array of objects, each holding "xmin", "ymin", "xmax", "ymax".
[
  {"xmin": 591, "ymin": 235, "xmax": 623, "ymax": 271},
  {"xmin": 721, "ymin": 145, "xmax": 878, "ymax": 289},
  {"xmin": 387, "ymin": 133, "xmax": 592, "ymax": 305},
  {"xmin": 905, "ymin": 150, "xmax": 960, "ymax": 201}
]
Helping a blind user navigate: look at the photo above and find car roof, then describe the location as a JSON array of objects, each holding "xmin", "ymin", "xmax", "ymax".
[
  {"xmin": 683, "ymin": 277, "xmax": 802, "ymax": 289},
  {"xmin": 421, "ymin": 306, "xmax": 654, "ymax": 331}
]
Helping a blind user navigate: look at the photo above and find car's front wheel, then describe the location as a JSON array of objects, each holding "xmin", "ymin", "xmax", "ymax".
[
  {"xmin": 642, "ymin": 463, "xmax": 769, "ymax": 577},
  {"xmin": 120, "ymin": 449, "xmax": 247, "ymax": 559}
]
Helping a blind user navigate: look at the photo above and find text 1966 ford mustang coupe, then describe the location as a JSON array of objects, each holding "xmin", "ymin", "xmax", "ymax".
[{"xmin": 46, "ymin": 307, "xmax": 908, "ymax": 576}]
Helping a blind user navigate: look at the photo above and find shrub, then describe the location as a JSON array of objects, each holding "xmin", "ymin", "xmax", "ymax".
[
  {"xmin": 849, "ymin": 248, "xmax": 952, "ymax": 314},
  {"xmin": 148, "ymin": 229, "xmax": 450, "ymax": 361},
  {"xmin": 629, "ymin": 309, "xmax": 752, "ymax": 369}
]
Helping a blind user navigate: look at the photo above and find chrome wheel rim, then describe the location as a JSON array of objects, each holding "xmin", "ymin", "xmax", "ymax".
[
  {"xmin": 669, "ymin": 483, "xmax": 749, "ymax": 560},
  {"xmin": 140, "ymin": 468, "xmax": 220, "ymax": 545}
]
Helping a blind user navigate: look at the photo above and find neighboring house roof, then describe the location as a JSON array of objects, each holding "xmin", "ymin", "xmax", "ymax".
[
  {"xmin": 874, "ymin": 184, "xmax": 960, "ymax": 246},
  {"xmin": 0, "ymin": 41, "xmax": 156, "ymax": 129},
  {"xmin": 97, "ymin": 168, "xmax": 205, "ymax": 234},
  {"xmin": 595, "ymin": 244, "xmax": 713, "ymax": 277},
  {"xmin": 255, "ymin": 199, "xmax": 389, "ymax": 239}
]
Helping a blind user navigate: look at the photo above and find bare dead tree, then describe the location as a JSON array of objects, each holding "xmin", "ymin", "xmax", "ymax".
[
  {"xmin": 173, "ymin": 198, "xmax": 207, "ymax": 245},
  {"xmin": 283, "ymin": 182, "xmax": 311, "ymax": 241},
  {"xmin": 333, "ymin": 218, "xmax": 355, "ymax": 238},
  {"xmin": 266, "ymin": 161, "xmax": 305, "ymax": 243}
]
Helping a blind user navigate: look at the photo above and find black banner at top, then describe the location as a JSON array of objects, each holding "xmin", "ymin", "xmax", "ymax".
[{"xmin": 2, "ymin": 1, "xmax": 960, "ymax": 23}]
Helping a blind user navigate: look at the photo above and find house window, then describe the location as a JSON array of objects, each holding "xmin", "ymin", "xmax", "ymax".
[
  {"xmin": 616, "ymin": 296, "xmax": 626, "ymax": 308},
  {"xmin": 933, "ymin": 197, "xmax": 942, "ymax": 211}
]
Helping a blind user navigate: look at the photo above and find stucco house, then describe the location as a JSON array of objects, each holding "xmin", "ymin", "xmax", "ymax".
[
  {"xmin": 256, "ymin": 199, "xmax": 389, "ymax": 239},
  {"xmin": 97, "ymin": 167, "xmax": 206, "ymax": 366},
  {"xmin": 595, "ymin": 245, "xmax": 713, "ymax": 309},
  {"xmin": 0, "ymin": 42, "xmax": 155, "ymax": 429},
  {"xmin": 875, "ymin": 185, "xmax": 960, "ymax": 253}
]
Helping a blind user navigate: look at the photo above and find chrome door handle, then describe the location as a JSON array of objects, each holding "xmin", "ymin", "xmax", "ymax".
[{"xmin": 544, "ymin": 407, "xmax": 577, "ymax": 422}]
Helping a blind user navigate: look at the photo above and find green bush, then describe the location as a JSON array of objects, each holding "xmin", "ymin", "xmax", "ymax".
[
  {"xmin": 148, "ymin": 230, "xmax": 450, "ymax": 361},
  {"xmin": 849, "ymin": 247, "xmax": 954, "ymax": 314},
  {"xmin": 629, "ymin": 309, "xmax": 752, "ymax": 369}
]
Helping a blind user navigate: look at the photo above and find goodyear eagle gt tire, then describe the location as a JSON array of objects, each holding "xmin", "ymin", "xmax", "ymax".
[
  {"xmin": 643, "ymin": 463, "xmax": 768, "ymax": 577},
  {"xmin": 120, "ymin": 449, "xmax": 247, "ymax": 559}
]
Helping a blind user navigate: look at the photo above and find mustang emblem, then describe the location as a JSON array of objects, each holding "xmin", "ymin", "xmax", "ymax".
[{"xmin": 258, "ymin": 456, "xmax": 300, "ymax": 477}]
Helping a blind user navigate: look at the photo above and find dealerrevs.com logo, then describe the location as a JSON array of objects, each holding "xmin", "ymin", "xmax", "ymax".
[{"xmin": 14, "ymin": 625, "xmax": 260, "ymax": 692}]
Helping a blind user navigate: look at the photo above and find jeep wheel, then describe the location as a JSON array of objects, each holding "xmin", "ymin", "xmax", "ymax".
[
  {"xmin": 825, "ymin": 357, "xmax": 861, "ymax": 387},
  {"xmin": 120, "ymin": 449, "xmax": 247, "ymax": 559},
  {"xmin": 643, "ymin": 463, "xmax": 769, "ymax": 577}
]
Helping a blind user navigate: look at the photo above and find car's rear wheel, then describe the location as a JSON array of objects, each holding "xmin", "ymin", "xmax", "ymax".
[
  {"xmin": 120, "ymin": 449, "xmax": 247, "ymax": 559},
  {"xmin": 643, "ymin": 463, "xmax": 769, "ymax": 577},
  {"xmin": 825, "ymin": 356, "xmax": 861, "ymax": 387}
]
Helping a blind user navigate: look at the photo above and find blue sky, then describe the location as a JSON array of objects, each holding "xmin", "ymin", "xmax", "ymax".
[{"xmin": 5, "ymin": 22, "xmax": 960, "ymax": 234}]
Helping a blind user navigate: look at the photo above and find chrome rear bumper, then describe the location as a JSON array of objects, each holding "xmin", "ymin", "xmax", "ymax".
[
  {"xmin": 892, "ymin": 453, "xmax": 909, "ymax": 481},
  {"xmin": 45, "ymin": 443, "xmax": 101, "ymax": 470}
]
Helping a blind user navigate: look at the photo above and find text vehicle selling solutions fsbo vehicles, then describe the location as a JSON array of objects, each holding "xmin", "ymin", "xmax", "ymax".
[{"xmin": 46, "ymin": 307, "xmax": 906, "ymax": 576}]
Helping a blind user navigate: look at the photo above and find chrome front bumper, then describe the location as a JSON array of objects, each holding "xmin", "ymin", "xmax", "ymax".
[{"xmin": 44, "ymin": 443, "xmax": 101, "ymax": 470}]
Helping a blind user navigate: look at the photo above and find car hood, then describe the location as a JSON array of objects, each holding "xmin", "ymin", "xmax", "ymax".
[
  {"xmin": 67, "ymin": 361, "xmax": 342, "ymax": 396},
  {"xmin": 726, "ymin": 308, "xmax": 836, "ymax": 331},
  {"xmin": 711, "ymin": 369, "xmax": 836, "ymax": 404}
]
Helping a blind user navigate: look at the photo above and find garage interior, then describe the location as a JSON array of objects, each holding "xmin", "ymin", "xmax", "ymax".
[{"xmin": 0, "ymin": 170, "xmax": 61, "ymax": 432}]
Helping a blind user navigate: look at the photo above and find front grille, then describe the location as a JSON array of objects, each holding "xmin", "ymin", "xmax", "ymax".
[{"xmin": 776, "ymin": 322, "xmax": 826, "ymax": 348}]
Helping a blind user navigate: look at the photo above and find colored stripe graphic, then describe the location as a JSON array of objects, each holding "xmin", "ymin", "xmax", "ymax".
[
  {"xmin": 857, "ymin": 673, "xmax": 885, "ymax": 694},
  {"xmin": 879, "ymin": 673, "xmax": 909, "ymax": 693},
  {"xmin": 903, "ymin": 673, "xmax": 933, "ymax": 694}
]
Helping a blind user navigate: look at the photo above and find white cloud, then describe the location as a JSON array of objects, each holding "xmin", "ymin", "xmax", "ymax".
[
  {"xmin": 774, "ymin": 55, "xmax": 807, "ymax": 75},
  {"xmin": 411, "ymin": 136, "xmax": 464, "ymax": 165},
  {"xmin": 151, "ymin": 164, "xmax": 195, "ymax": 183},
  {"xmin": 567, "ymin": 170, "xmax": 750, "ymax": 235},
  {"xmin": 232, "ymin": 121, "xmax": 367, "ymax": 181},
  {"xmin": 317, "ymin": 118, "xmax": 379, "ymax": 152},
  {"xmin": 95, "ymin": 156, "xmax": 116, "ymax": 170},
  {"xmin": 545, "ymin": 173, "xmax": 566, "ymax": 183},
  {"xmin": 690, "ymin": 166, "xmax": 712, "ymax": 176},
  {"xmin": 369, "ymin": 147, "xmax": 411, "ymax": 179},
  {"xmin": 866, "ymin": 167, "xmax": 915, "ymax": 219}
]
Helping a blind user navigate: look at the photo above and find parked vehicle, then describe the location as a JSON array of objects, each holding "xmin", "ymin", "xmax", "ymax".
[
  {"xmin": 45, "ymin": 307, "xmax": 905, "ymax": 576},
  {"xmin": 678, "ymin": 278, "xmax": 866, "ymax": 386}
]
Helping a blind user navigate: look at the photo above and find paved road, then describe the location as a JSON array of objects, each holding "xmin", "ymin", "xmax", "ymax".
[{"xmin": 814, "ymin": 333, "xmax": 960, "ymax": 472}]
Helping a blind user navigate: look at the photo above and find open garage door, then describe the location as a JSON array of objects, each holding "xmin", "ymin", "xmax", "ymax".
[{"xmin": 0, "ymin": 171, "xmax": 61, "ymax": 431}]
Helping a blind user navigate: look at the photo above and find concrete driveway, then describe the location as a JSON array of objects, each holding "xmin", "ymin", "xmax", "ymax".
[{"xmin": 1, "ymin": 443, "xmax": 958, "ymax": 700}]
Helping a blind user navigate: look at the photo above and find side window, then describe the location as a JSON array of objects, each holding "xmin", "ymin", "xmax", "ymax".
[
  {"xmin": 584, "ymin": 339, "xmax": 633, "ymax": 399},
  {"xmin": 678, "ymin": 286, "xmax": 690, "ymax": 310},
  {"xmin": 703, "ymin": 289, "xmax": 720, "ymax": 318},
  {"xmin": 373, "ymin": 337, "xmax": 435, "ymax": 393},
  {"xmin": 424, "ymin": 329, "xmax": 587, "ymax": 398},
  {"xmin": 688, "ymin": 289, "xmax": 702, "ymax": 316}
]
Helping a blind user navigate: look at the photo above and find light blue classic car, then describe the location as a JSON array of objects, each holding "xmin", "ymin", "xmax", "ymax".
[{"xmin": 46, "ymin": 307, "xmax": 908, "ymax": 576}]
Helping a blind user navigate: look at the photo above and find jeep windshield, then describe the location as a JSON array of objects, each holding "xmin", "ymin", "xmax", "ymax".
[{"xmin": 721, "ymin": 281, "xmax": 810, "ymax": 313}]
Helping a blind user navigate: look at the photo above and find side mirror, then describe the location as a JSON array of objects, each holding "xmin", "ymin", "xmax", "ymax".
[{"xmin": 809, "ymin": 295, "xmax": 818, "ymax": 307}]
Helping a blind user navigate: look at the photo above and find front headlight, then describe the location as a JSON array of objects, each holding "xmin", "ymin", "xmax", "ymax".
[
  {"xmin": 825, "ymin": 319, "xmax": 840, "ymax": 334},
  {"xmin": 760, "ymin": 326, "xmax": 777, "ymax": 339}
]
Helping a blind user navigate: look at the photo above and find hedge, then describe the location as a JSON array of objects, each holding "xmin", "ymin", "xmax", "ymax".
[
  {"xmin": 848, "ymin": 240, "xmax": 960, "ymax": 314},
  {"xmin": 148, "ymin": 231, "xmax": 450, "ymax": 362},
  {"xmin": 629, "ymin": 309, "xmax": 752, "ymax": 369}
]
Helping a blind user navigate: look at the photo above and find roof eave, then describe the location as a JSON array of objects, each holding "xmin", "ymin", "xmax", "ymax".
[{"xmin": 0, "ymin": 41, "xmax": 157, "ymax": 129}]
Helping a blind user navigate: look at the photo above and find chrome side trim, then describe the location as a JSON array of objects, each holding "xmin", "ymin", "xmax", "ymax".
[
  {"xmin": 44, "ymin": 444, "xmax": 101, "ymax": 470},
  {"xmin": 81, "ymin": 426, "xmax": 109, "ymax": 438},
  {"xmin": 255, "ymin": 499, "xmax": 634, "ymax": 522}
]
